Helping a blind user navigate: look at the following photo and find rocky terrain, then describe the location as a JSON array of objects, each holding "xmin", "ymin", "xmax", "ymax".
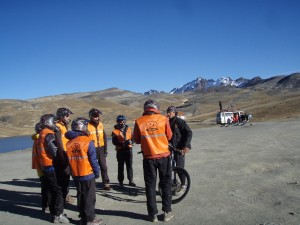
[{"xmin": 0, "ymin": 73, "xmax": 300, "ymax": 137}]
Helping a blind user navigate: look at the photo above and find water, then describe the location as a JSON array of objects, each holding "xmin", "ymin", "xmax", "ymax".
[{"xmin": 0, "ymin": 135, "xmax": 32, "ymax": 153}]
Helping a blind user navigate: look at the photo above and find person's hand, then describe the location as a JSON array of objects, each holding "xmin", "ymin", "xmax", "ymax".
[
  {"xmin": 181, "ymin": 148, "xmax": 189, "ymax": 155},
  {"xmin": 104, "ymin": 149, "xmax": 108, "ymax": 157},
  {"xmin": 124, "ymin": 140, "xmax": 133, "ymax": 147},
  {"xmin": 95, "ymin": 174, "xmax": 100, "ymax": 179}
]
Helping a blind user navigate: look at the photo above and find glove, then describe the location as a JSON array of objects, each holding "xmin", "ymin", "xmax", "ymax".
[
  {"xmin": 104, "ymin": 149, "xmax": 108, "ymax": 157},
  {"xmin": 124, "ymin": 140, "xmax": 133, "ymax": 147}
]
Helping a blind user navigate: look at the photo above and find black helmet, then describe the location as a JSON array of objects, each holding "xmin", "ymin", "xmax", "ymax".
[
  {"xmin": 56, "ymin": 107, "xmax": 73, "ymax": 119},
  {"xmin": 71, "ymin": 117, "xmax": 89, "ymax": 134},
  {"xmin": 116, "ymin": 115, "xmax": 126, "ymax": 122},
  {"xmin": 89, "ymin": 108, "xmax": 103, "ymax": 118},
  {"xmin": 40, "ymin": 114, "xmax": 57, "ymax": 131},
  {"xmin": 167, "ymin": 106, "xmax": 177, "ymax": 113},
  {"xmin": 35, "ymin": 122, "xmax": 43, "ymax": 134},
  {"xmin": 144, "ymin": 99, "xmax": 160, "ymax": 111}
]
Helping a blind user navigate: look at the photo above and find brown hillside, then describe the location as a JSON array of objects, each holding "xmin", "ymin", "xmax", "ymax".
[{"xmin": 0, "ymin": 88, "xmax": 300, "ymax": 137}]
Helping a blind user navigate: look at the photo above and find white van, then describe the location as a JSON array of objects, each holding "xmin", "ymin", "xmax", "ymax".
[
  {"xmin": 216, "ymin": 111, "xmax": 234, "ymax": 124},
  {"xmin": 216, "ymin": 111, "xmax": 245, "ymax": 124}
]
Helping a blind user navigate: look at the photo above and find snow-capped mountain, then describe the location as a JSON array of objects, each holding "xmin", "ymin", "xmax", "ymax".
[
  {"xmin": 169, "ymin": 77, "xmax": 249, "ymax": 94},
  {"xmin": 143, "ymin": 73, "xmax": 300, "ymax": 95}
]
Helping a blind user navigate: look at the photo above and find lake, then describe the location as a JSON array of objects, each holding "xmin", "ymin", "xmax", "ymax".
[{"xmin": 0, "ymin": 135, "xmax": 32, "ymax": 153}]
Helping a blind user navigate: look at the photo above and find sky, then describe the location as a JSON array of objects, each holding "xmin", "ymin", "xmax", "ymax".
[{"xmin": 1, "ymin": 0, "xmax": 300, "ymax": 100}]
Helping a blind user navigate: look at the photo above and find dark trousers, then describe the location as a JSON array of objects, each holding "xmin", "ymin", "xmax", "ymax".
[
  {"xmin": 96, "ymin": 147, "xmax": 110, "ymax": 184},
  {"xmin": 74, "ymin": 178, "xmax": 96, "ymax": 223},
  {"xmin": 174, "ymin": 152, "xmax": 186, "ymax": 185},
  {"xmin": 44, "ymin": 170, "xmax": 64, "ymax": 216},
  {"xmin": 143, "ymin": 157, "xmax": 172, "ymax": 216},
  {"xmin": 116, "ymin": 150, "xmax": 133, "ymax": 183},
  {"xmin": 40, "ymin": 176, "xmax": 51, "ymax": 210},
  {"xmin": 56, "ymin": 165, "xmax": 71, "ymax": 201}
]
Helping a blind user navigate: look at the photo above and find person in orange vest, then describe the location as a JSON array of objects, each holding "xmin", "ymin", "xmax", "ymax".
[
  {"xmin": 133, "ymin": 99, "xmax": 174, "ymax": 222},
  {"xmin": 32, "ymin": 122, "xmax": 50, "ymax": 213},
  {"xmin": 65, "ymin": 117, "xmax": 102, "ymax": 225},
  {"xmin": 112, "ymin": 115, "xmax": 136, "ymax": 188},
  {"xmin": 37, "ymin": 114, "xmax": 70, "ymax": 224},
  {"xmin": 55, "ymin": 107, "xmax": 75, "ymax": 205},
  {"xmin": 87, "ymin": 108, "xmax": 111, "ymax": 191}
]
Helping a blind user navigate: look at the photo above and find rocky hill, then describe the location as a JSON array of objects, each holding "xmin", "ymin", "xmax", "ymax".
[{"xmin": 0, "ymin": 73, "xmax": 300, "ymax": 138}]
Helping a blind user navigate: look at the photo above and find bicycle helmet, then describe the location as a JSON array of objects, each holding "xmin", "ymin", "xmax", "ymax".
[
  {"xmin": 89, "ymin": 108, "xmax": 103, "ymax": 118},
  {"xmin": 40, "ymin": 114, "xmax": 57, "ymax": 131},
  {"xmin": 35, "ymin": 122, "xmax": 43, "ymax": 134},
  {"xmin": 167, "ymin": 106, "xmax": 177, "ymax": 113},
  {"xmin": 116, "ymin": 115, "xmax": 126, "ymax": 122},
  {"xmin": 56, "ymin": 107, "xmax": 73, "ymax": 119},
  {"xmin": 143, "ymin": 99, "xmax": 160, "ymax": 111},
  {"xmin": 71, "ymin": 117, "xmax": 89, "ymax": 134}
]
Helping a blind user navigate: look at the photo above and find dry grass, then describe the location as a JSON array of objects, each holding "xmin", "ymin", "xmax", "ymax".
[{"xmin": 0, "ymin": 87, "xmax": 299, "ymax": 137}]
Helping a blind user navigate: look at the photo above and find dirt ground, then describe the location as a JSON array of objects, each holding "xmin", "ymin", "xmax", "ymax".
[{"xmin": 0, "ymin": 121, "xmax": 300, "ymax": 225}]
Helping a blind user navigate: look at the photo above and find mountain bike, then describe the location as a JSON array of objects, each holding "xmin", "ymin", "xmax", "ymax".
[
  {"xmin": 138, "ymin": 146, "xmax": 191, "ymax": 204},
  {"xmin": 162, "ymin": 145, "xmax": 191, "ymax": 204}
]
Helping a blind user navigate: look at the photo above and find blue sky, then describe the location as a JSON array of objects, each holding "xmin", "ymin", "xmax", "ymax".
[{"xmin": 1, "ymin": 0, "xmax": 299, "ymax": 100}]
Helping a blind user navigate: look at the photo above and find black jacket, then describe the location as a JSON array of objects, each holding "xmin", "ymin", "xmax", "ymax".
[{"xmin": 169, "ymin": 116, "xmax": 193, "ymax": 149}]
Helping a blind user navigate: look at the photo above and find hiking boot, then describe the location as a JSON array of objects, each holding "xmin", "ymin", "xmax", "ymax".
[
  {"xmin": 128, "ymin": 181, "xmax": 136, "ymax": 187},
  {"xmin": 148, "ymin": 214, "xmax": 158, "ymax": 222},
  {"xmin": 86, "ymin": 218, "xmax": 103, "ymax": 225},
  {"xmin": 163, "ymin": 211, "xmax": 174, "ymax": 222},
  {"xmin": 103, "ymin": 184, "xmax": 111, "ymax": 191},
  {"xmin": 52, "ymin": 214, "xmax": 70, "ymax": 224}
]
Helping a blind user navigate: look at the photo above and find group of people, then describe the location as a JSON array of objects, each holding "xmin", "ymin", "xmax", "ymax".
[{"xmin": 32, "ymin": 99, "xmax": 192, "ymax": 224}]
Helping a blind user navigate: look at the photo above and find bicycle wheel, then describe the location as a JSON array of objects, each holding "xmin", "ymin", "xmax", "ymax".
[
  {"xmin": 159, "ymin": 166, "xmax": 191, "ymax": 204},
  {"xmin": 171, "ymin": 166, "xmax": 191, "ymax": 204}
]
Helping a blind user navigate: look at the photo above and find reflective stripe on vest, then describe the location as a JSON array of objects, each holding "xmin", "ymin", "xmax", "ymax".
[
  {"xmin": 66, "ymin": 136, "xmax": 93, "ymax": 177},
  {"xmin": 38, "ymin": 128, "xmax": 54, "ymax": 167},
  {"xmin": 135, "ymin": 114, "xmax": 169, "ymax": 156},
  {"xmin": 88, "ymin": 122, "xmax": 104, "ymax": 147},
  {"xmin": 56, "ymin": 122, "xmax": 68, "ymax": 151},
  {"xmin": 112, "ymin": 127, "xmax": 133, "ymax": 150}
]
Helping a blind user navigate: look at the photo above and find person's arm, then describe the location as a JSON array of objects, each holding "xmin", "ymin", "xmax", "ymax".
[
  {"xmin": 88, "ymin": 141, "xmax": 100, "ymax": 178},
  {"xmin": 133, "ymin": 122, "xmax": 141, "ymax": 144},
  {"xmin": 165, "ymin": 117, "xmax": 173, "ymax": 141},
  {"xmin": 44, "ymin": 133, "xmax": 58, "ymax": 158},
  {"xmin": 180, "ymin": 120, "xmax": 193, "ymax": 149}
]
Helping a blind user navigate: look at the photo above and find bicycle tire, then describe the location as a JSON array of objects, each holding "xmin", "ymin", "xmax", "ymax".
[
  {"xmin": 171, "ymin": 166, "xmax": 191, "ymax": 204},
  {"xmin": 158, "ymin": 166, "xmax": 191, "ymax": 204}
]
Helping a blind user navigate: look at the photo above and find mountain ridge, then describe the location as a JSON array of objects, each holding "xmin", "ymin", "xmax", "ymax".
[{"xmin": 0, "ymin": 72, "xmax": 300, "ymax": 138}]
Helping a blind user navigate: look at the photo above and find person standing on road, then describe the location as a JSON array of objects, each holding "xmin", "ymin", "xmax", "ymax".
[
  {"xmin": 65, "ymin": 117, "xmax": 103, "ymax": 225},
  {"xmin": 87, "ymin": 108, "xmax": 111, "ymax": 191},
  {"xmin": 32, "ymin": 122, "xmax": 50, "ymax": 213},
  {"xmin": 55, "ymin": 107, "xmax": 75, "ymax": 204},
  {"xmin": 166, "ymin": 106, "xmax": 192, "ymax": 192},
  {"xmin": 111, "ymin": 115, "xmax": 136, "ymax": 188},
  {"xmin": 37, "ymin": 114, "xmax": 70, "ymax": 223},
  {"xmin": 133, "ymin": 99, "xmax": 174, "ymax": 222}
]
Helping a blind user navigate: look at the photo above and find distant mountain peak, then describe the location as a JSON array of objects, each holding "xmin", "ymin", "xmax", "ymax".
[{"xmin": 143, "ymin": 73, "xmax": 300, "ymax": 95}]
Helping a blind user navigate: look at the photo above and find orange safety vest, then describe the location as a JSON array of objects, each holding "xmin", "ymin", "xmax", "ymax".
[
  {"xmin": 38, "ymin": 128, "xmax": 55, "ymax": 167},
  {"xmin": 112, "ymin": 127, "xmax": 133, "ymax": 150},
  {"xmin": 32, "ymin": 134, "xmax": 40, "ymax": 170},
  {"xmin": 88, "ymin": 122, "xmax": 104, "ymax": 147},
  {"xmin": 66, "ymin": 136, "xmax": 93, "ymax": 177},
  {"xmin": 135, "ymin": 114, "xmax": 170, "ymax": 157},
  {"xmin": 56, "ymin": 122, "xmax": 68, "ymax": 151}
]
